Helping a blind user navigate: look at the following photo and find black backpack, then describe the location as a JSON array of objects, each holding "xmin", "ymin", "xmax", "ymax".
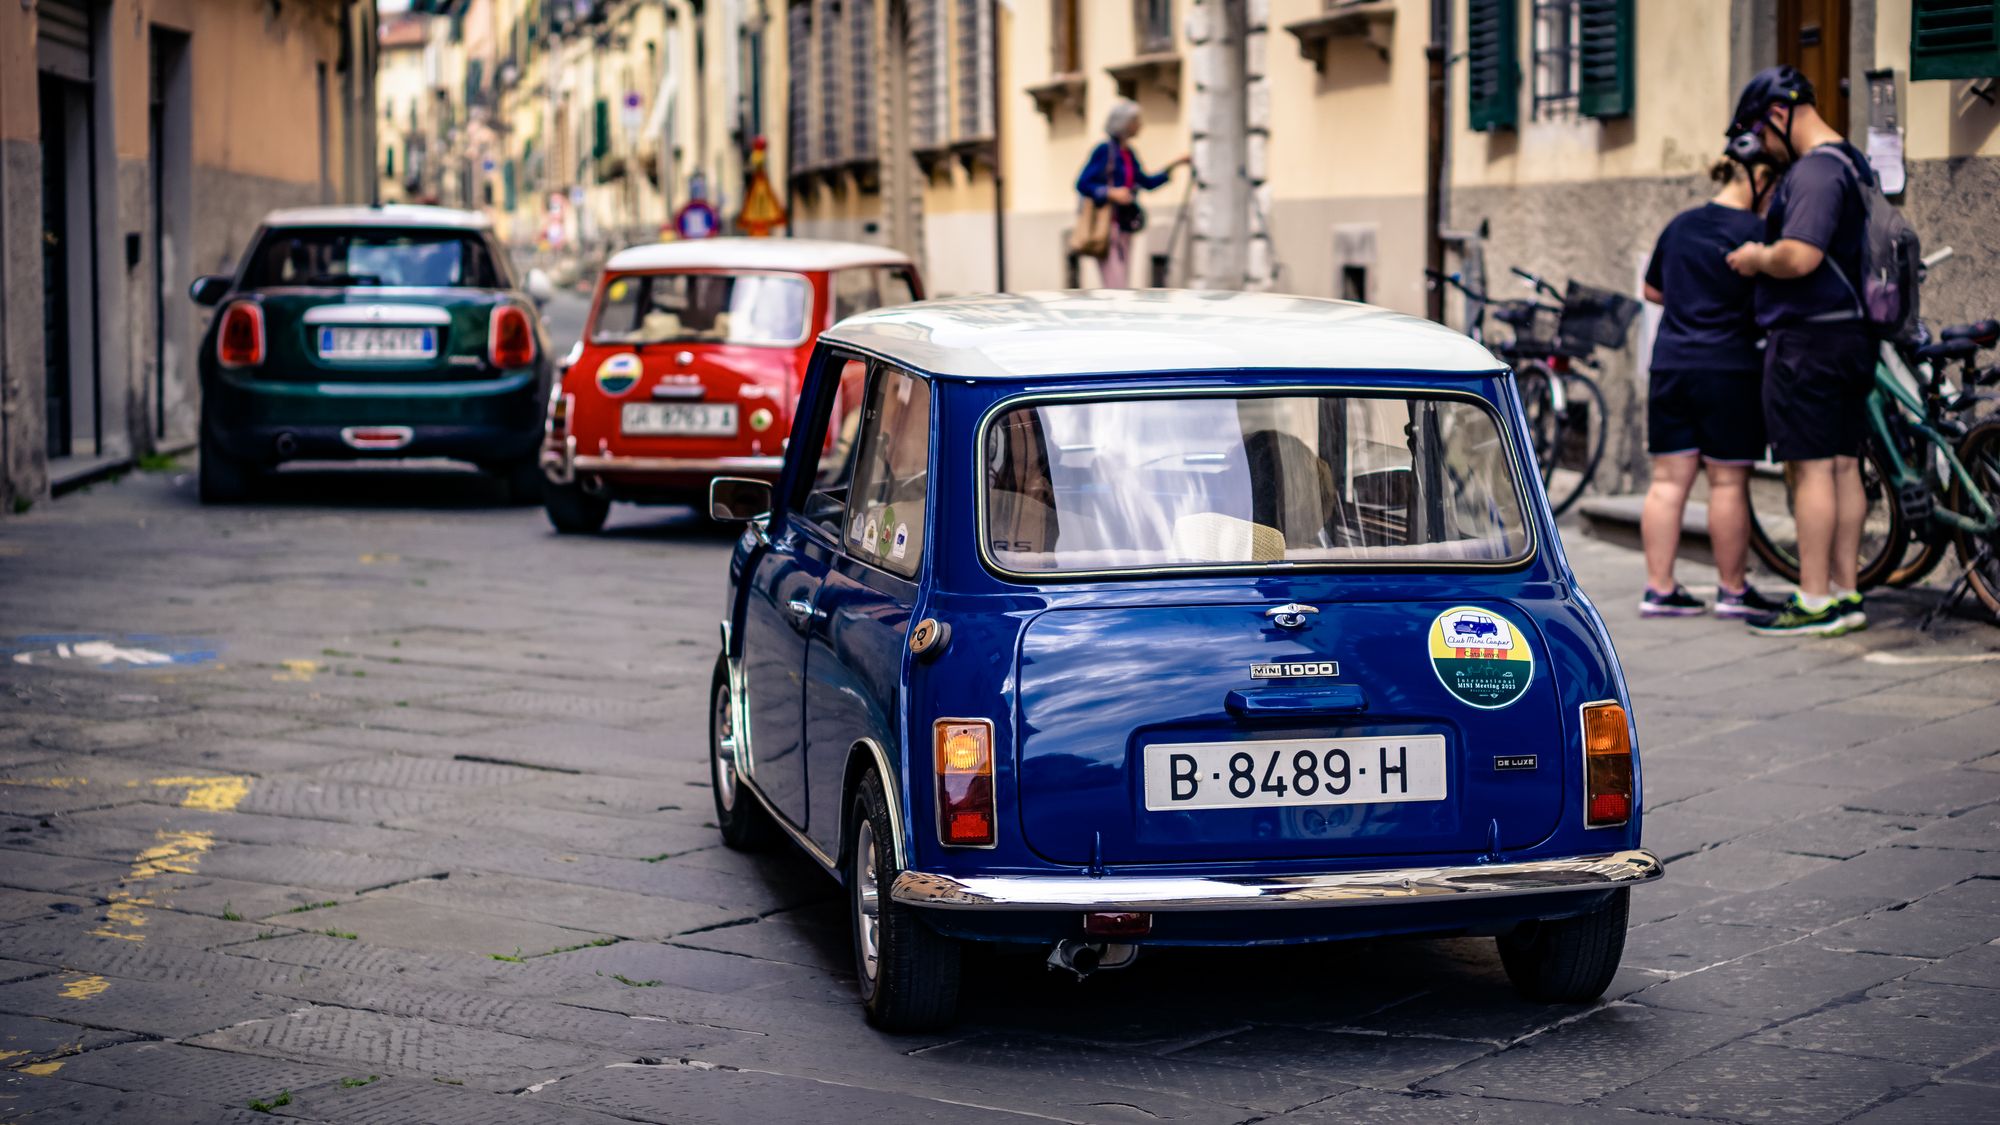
[{"xmin": 1816, "ymin": 145, "xmax": 1923, "ymax": 341}]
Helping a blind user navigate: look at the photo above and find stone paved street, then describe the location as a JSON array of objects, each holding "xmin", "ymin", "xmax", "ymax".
[{"xmin": 1, "ymin": 453, "xmax": 1998, "ymax": 1123}]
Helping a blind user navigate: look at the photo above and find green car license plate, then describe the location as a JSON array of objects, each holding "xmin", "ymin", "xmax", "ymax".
[{"xmin": 318, "ymin": 326, "xmax": 437, "ymax": 359}]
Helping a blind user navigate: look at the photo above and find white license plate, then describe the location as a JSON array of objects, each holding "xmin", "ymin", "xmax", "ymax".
[
  {"xmin": 318, "ymin": 326, "xmax": 437, "ymax": 359},
  {"xmin": 1143, "ymin": 735, "xmax": 1448, "ymax": 812},
  {"xmin": 621, "ymin": 402, "xmax": 738, "ymax": 436}
]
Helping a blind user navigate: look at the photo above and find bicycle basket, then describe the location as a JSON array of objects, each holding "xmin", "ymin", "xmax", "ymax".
[
  {"xmin": 1495, "ymin": 301, "xmax": 1562, "ymax": 352},
  {"xmin": 1559, "ymin": 281, "xmax": 1643, "ymax": 352}
]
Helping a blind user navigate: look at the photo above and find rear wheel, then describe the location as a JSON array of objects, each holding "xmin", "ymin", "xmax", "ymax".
[
  {"xmin": 1950, "ymin": 418, "xmax": 2000, "ymax": 615},
  {"xmin": 198, "ymin": 422, "xmax": 259, "ymax": 505},
  {"xmin": 1497, "ymin": 888, "xmax": 1629, "ymax": 1003},
  {"xmin": 1746, "ymin": 444, "xmax": 1907, "ymax": 590},
  {"xmin": 849, "ymin": 768, "xmax": 960, "ymax": 1031},
  {"xmin": 543, "ymin": 480, "xmax": 610, "ymax": 534},
  {"xmin": 710, "ymin": 659, "xmax": 776, "ymax": 851},
  {"xmin": 1544, "ymin": 371, "xmax": 1607, "ymax": 517}
]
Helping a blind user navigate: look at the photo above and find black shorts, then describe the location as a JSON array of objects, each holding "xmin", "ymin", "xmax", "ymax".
[
  {"xmin": 1648, "ymin": 367, "xmax": 1766, "ymax": 462},
  {"xmin": 1763, "ymin": 324, "xmax": 1876, "ymax": 461}
]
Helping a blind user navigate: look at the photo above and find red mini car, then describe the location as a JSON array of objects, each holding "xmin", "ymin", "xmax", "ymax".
[{"xmin": 539, "ymin": 238, "xmax": 922, "ymax": 532}]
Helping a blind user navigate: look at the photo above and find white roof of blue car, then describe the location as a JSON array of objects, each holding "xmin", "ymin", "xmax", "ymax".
[
  {"xmin": 822, "ymin": 290, "xmax": 1506, "ymax": 379},
  {"xmin": 262, "ymin": 204, "xmax": 491, "ymax": 230},
  {"xmin": 605, "ymin": 237, "xmax": 914, "ymax": 273}
]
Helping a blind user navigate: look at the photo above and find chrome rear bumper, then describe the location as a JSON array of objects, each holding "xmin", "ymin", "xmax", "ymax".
[{"xmin": 890, "ymin": 850, "xmax": 1662, "ymax": 912}]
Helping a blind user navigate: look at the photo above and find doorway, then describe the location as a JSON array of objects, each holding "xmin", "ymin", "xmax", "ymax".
[
  {"xmin": 152, "ymin": 28, "xmax": 194, "ymax": 445},
  {"xmin": 1777, "ymin": 0, "xmax": 1850, "ymax": 133},
  {"xmin": 38, "ymin": 71, "xmax": 100, "ymax": 461}
]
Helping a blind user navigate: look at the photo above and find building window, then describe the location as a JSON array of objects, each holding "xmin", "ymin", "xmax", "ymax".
[
  {"xmin": 1531, "ymin": 0, "xmax": 1578, "ymax": 119},
  {"xmin": 1052, "ymin": 0, "xmax": 1081, "ymax": 73},
  {"xmin": 1467, "ymin": 0, "xmax": 1519, "ymax": 131},
  {"xmin": 819, "ymin": 0, "xmax": 843, "ymax": 165},
  {"xmin": 955, "ymin": 0, "xmax": 994, "ymax": 140},
  {"xmin": 789, "ymin": 1, "xmax": 813, "ymax": 171},
  {"xmin": 1135, "ymin": 0, "xmax": 1173, "ymax": 54},
  {"xmin": 850, "ymin": 0, "xmax": 876, "ymax": 162},
  {"xmin": 910, "ymin": 0, "xmax": 949, "ymax": 149},
  {"xmin": 1911, "ymin": 0, "xmax": 2000, "ymax": 81},
  {"xmin": 1577, "ymin": 0, "xmax": 1633, "ymax": 119}
]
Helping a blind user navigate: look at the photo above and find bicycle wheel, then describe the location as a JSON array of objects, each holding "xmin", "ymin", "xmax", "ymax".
[
  {"xmin": 1949, "ymin": 418, "xmax": 2000, "ymax": 616},
  {"xmin": 1887, "ymin": 531, "xmax": 1951, "ymax": 588},
  {"xmin": 1745, "ymin": 443, "xmax": 1907, "ymax": 590},
  {"xmin": 1513, "ymin": 361, "xmax": 1562, "ymax": 485},
  {"xmin": 1544, "ymin": 371, "xmax": 1607, "ymax": 517}
]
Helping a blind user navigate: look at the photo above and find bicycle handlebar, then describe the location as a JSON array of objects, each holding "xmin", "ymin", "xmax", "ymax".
[{"xmin": 1510, "ymin": 265, "xmax": 1562, "ymax": 300}]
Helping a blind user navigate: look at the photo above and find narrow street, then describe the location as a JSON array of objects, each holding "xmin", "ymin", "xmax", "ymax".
[{"xmin": 1, "ymin": 431, "xmax": 1995, "ymax": 1123}]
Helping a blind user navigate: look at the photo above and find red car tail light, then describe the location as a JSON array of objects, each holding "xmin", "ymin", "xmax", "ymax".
[
  {"xmin": 1582, "ymin": 701, "xmax": 1633, "ymax": 827},
  {"xmin": 934, "ymin": 719, "xmax": 995, "ymax": 847},
  {"xmin": 489, "ymin": 305, "xmax": 537, "ymax": 368},
  {"xmin": 546, "ymin": 386, "xmax": 572, "ymax": 436},
  {"xmin": 215, "ymin": 301, "xmax": 265, "ymax": 368}
]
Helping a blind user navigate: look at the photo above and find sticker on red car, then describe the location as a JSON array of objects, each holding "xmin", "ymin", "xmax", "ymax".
[{"xmin": 596, "ymin": 353, "xmax": 642, "ymax": 395}]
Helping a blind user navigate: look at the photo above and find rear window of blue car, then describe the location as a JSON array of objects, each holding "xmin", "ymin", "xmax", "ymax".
[
  {"xmin": 983, "ymin": 392, "xmax": 1531, "ymax": 575},
  {"xmin": 243, "ymin": 228, "xmax": 505, "ymax": 289}
]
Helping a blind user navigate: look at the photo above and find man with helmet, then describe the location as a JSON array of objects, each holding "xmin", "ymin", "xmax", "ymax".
[{"xmin": 1723, "ymin": 66, "xmax": 1876, "ymax": 637}]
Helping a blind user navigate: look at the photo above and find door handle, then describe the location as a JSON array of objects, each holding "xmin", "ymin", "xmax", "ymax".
[
  {"xmin": 1225, "ymin": 685, "xmax": 1369, "ymax": 716},
  {"xmin": 786, "ymin": 598, "xmax": 824, "ymax": 626}
]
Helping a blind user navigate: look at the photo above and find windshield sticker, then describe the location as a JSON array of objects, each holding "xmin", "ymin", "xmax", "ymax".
[
  {"xmin": 1428, "ymin": 607, "xmax": 1533, "ymax": 710},
  {"xmin": 863, "ymin": 515, "xmax": 880, "ymax": 555},
  {"xmin": 890, "ymin": 522, "xmax": 910, "ymax": 561},
  {"xmin": 596, "ymin": 353, "xmax": 641, "ymax": 396}
]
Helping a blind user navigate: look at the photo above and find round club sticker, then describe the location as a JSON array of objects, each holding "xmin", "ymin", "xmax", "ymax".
[
  {"xmin": 596, "ymin": 353, "xmax": 642, "ymax": 396},
  {"xmin": 1428, "ymin": 606, "xmax": 1534, "ymax": 710}
]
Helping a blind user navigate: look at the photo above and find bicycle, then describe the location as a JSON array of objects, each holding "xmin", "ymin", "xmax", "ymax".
[
  {"xmin": 1426, "ymin": 266, "xmax": 1638, "ymax": 517},
  {"xmin": 1746, "ymin": 247, "xmax": 2000, "ymax": 616}
]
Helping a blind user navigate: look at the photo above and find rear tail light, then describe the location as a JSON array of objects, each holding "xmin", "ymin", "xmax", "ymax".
[
  {"xmin": 1582, "ymin": 701, "xmax": 1633, "ymax": 827},
  {"xmin": 489, "ymin": 305, "xmax": 537, "ymax": 368},
  {"xmin": 934, "ymin": 719, "xmax": 995, "ymax": 847},
  {"xmin": 215, "ymin": 301, "xmax": 265, "ymax": 368}
]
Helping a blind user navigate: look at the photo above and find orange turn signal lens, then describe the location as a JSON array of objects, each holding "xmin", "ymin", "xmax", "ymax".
[
  {"xmin": 934, "ymin": 719, "xmax": 995, "ymax": 847},
  {"xmin": 1582, "ymin": 702, "xmax": 1633, "ymax": 828}
]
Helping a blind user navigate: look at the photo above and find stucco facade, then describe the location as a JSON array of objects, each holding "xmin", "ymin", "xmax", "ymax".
[{"xmin": 0, "ymin": 0, "xmax": 377, "ymax": 511}]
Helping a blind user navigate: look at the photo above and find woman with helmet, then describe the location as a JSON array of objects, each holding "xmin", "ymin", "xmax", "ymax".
[{"xmin": 1074, "ymin": 99, "xmax": 1189, "ymax": 289}]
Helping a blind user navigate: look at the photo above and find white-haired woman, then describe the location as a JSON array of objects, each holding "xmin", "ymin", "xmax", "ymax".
[{"xmin": 1075, "ymin": 99, "xmax": 1188, "ymax": 288}]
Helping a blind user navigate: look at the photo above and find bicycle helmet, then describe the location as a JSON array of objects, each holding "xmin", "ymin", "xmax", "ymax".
[{"xmin": 1727, "ymin": 67, "xmax": 1815, "ymax": 157}]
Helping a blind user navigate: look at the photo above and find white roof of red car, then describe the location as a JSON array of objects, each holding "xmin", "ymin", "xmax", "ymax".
[
  {"xmin": 604, "ymin": 237, "xmax": 915, "ymax": 274},
  {"xmin": 821, "ymin": 290, "xmax": 1507, "ymax": 379},
  {"xmin": 261, "ymin": 204, "xmax": 491, "ymax": 230}
]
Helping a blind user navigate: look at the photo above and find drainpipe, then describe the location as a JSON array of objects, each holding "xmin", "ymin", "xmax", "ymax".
[
  {"xmin": 990, "ymin": 0, "xmax": 1006, "ymax": 291},
  {"xmin": 1424, "ymin": 0, "xmax": 1448, "ymax": 323}
]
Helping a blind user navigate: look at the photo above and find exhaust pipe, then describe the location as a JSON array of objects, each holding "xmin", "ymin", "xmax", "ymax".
[
  {"xmin": 273, "ymin": 432, "xmax": 299, "ymax": 459},
  {"xmin": 1046, "ymin": 939, "xmax": 1141, "ymax": 980}
]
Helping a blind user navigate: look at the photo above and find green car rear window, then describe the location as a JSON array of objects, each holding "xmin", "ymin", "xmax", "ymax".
[{"xmin": 243, "ymin": 228, "xmax": 504, "ymax": 289}]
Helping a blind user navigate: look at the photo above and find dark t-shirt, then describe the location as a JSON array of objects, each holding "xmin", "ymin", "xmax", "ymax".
[
  {"xmin": 1644, "ymin": 202, "xmax": 1766, "ymax": 372},
  {"xmin": 1754, "ymin": 141, "xmax": 1870, "ymax": 329}
]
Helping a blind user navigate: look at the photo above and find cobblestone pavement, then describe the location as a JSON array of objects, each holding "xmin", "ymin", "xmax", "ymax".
[{"xmin": 1, "ymin": 460, "xmax": 1997, "ymax": 1124}]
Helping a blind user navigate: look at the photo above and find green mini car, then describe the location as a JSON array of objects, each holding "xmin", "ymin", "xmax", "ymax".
[{"xmin": 189, "ymin": 205, "xmax": 554, "ymax": 503}]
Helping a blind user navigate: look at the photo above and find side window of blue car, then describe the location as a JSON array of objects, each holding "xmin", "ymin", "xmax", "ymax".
[
  {"xmin": 799, "ymin": 356, "xmax": 870, "ymax": 539},
  {"xmin": 843, "ymin": 366, "xmax": 932, "ymax": 578}
]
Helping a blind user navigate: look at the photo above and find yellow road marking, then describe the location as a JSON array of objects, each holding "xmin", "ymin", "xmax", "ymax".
[
  {"xmin": 273, "ymin": 658, "xmax": 321, "ymax": 682},
  {"xmin": 0, "ymin": 777, "xmax": 88, "ymax": 789},
  {"xmin": 57, "ymin": 975, "xmax": 109, "ymax": 1001},
  {"xmin": 19, "ymin": 1060, "xmax": 65, "ymax": 1076},
  {"xmin": 0, "ymin": 1050, "xmax": 26, "ymax": 1063},
  {"xmin": 358, "ymin": 552, "xmax": 400, "ymax": 564},
  {"xmin": 148, "ymin": 775, "xmax": 251, "ymax": 812}
]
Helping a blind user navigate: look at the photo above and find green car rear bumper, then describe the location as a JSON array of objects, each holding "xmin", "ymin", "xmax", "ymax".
[{"xmin": 206, "ymin": 369, "xmax": 544, "ymax": 465}]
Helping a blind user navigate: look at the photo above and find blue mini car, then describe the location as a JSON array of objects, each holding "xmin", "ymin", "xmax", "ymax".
[{"xmin": 707, "ymin": 291, "xmax": 1662, "ymax": 1030}]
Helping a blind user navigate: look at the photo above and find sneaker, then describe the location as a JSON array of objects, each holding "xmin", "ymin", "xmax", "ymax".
[
  {"xmin": 1837, "ymin": 590, "xmax": 1867, "ymax": 633},
  {"xmin": 1715, "ymin": 583, "xmax": 1786, "ymax": 618},
  {"xmin": 1748, "ymin": 595, "xmax": 1846, "ymax": 636},
  {"xmin": 1640, "ymin": 585, "xmax": 1706, "ymax": 617}
]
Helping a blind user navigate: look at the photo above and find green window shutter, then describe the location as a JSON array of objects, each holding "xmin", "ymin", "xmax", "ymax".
[
  {"xmin": 592, "ymin": 99, "xmax": 610, "ymax": 159},
  {"xmin": 464, "ymin": 59, "xmax": 483, "ymax": 106},
  {"xmin": 503, "ymin": 160, "xmax": 517, "ymax": 210},
  {"xmin": 1578, "ymin": 0, "xmax": 1633, "ymax": 119},
  {"xmin": 1467, "ymin": 0, "xmax": 1520, "ymax": 132},
  {"xmin": 1912, "ymin": 0, "xmax": 2000, "ymax": 81},
  {"xmin": 384, "ymin": 147, "xmax": 395, "ymax": 177}
]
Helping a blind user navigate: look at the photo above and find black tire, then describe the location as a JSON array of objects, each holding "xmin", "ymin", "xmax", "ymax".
[
  {"xmin": 1497, "ymin": 888, "xmax": 1629, "ymax": 1004},
  {"xmin": 1950, "ymin": 418, "xmax": 2000, "ymax": 617},
  {"xmin": 710, "ymin": 658, "xmax": 777, "ymax": 851},
  {"xmin": 198, "ymin": 422, "xmax": 259, "ymax": 504},
  {"xmin": 543, "ymin": 480, "xmax": 610, "ymax": 534},
  {"xmin": 1746, "ymin": 444, "xmax": 1908, "ymax": 591},
  {"xmin": 499, "ymin": 458, "xmax": 545, "ymax": 506},
  {"xmin": 1887, "ymin": 530, "xmax": 1950, "ymax": 589},
  {"xmin": 1514, "ymin": 362, "xmax": 1563, "ymax": 483},
  {"xmin": 849, "ymin": 768, "xmax": 960, "ymax": 1031},
  {"xmin": 1543, "ymin": 371, "xmax": 1607, "ymax": 517}
]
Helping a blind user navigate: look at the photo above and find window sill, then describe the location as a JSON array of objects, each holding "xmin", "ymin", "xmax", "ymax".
[
  {"xmin": 1285, "ymin": 1, "xmax": 1396, "ymax": 71},
  {"xmin": 1025, "ymin": 73, "xmax": 1088, "ymax": 121},
  {"xmin": 1105, "ymin": 53, "xmax": 1181, "ymax": 101}
]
